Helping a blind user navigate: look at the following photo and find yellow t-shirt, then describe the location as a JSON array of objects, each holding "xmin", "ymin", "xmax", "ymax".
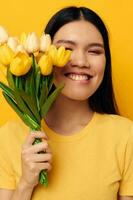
[{"xmin": 0, "ymin": 112, "xmax": 133, "ymax": 200}]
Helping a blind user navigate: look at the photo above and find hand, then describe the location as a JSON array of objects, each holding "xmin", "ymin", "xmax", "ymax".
[{"xmin": 20, "ymin": 131, "xmax": 52, "ymax": 188}]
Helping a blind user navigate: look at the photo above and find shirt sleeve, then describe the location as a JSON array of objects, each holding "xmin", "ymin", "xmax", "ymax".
[
  {"xmin": 119, "ymin": 125, "xmax": 133, "ymax": 196},
  {"xmin": 0, "ymin": 123, "xmax": 16, "ymax": 189}
]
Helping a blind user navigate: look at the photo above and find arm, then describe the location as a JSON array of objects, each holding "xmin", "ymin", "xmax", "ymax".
[
  {"xmin": 0, "ymin": 131, "xmax": 52, "ymax": 200},
  {"xmin": 0, "ymin": 178, "xmax": 34, "ymax": 200}
]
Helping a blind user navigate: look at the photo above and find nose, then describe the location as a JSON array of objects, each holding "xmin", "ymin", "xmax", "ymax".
[{"xmin": 70, "ymin": 49, "xmax": 89, "ymax": 68}]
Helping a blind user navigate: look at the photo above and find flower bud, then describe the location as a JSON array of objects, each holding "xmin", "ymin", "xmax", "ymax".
[
  {"xmin": 25, "ymin": 32, "xmax": 40, "ymax": 53},
  {"xmin": 0, "ymin": 26, "xmax": 8, "ymax": 45},
  {"xmin": 56, "ymin": 46, "xmax": 71, "ymax": 67},
  {"xmin": 48, "ymin": 45, "xmax": 57, "ymax": 65},
  {"xmin": 7, "ymin": 37, "xmax": 19, "ymax": 52},
  {"xmin": 48, "ymin": 45, "xmax": 71, "ymax": 67},
  {"xmin": 40, "ymin": 34, "xmax": 51, "ymax": 52},
  {"xmin": 0, "ymin": 44, "xmax": 14, "ymax": 66},
  {"xmin": 10, "ymin": 52, "xmax": 32, "ymax": 76},
  {"xmin": 16, "ymin": 44, "xmax": 26, "ymax": 53},
  {"xmin": 38, "ymin": 54, "xmax": 53, "ymax": 75},
  {"xmin": 19, "ymin": 32, "xmax": 27, "ymax": 45}
]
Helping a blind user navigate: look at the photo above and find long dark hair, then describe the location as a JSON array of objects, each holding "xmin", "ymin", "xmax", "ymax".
[{"xmin": 45, "ymin": 6, "xmax": 119, "ymax": 114}]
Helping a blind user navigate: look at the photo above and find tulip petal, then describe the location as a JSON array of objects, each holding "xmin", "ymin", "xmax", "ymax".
[
  {"xmin": 10, "ymin": 53, "xmax": 32, "ymax": 76},
  {"xmin": 0, "ymin": 26, "xmax": 8, "ymax": 44},
  {"xmin": 20, "ymin": 32, "xmax": 27, "ymax": 45},
  {"xmin": 39, "ymin": 80, "xmax": 49, "ymax": 108},
  {"xmin": 48, "ymin": 45, "xmax": 57, "ymax": 65},
  {"xmin": 0, "ymin": 44, "xmax": 14, "ymax": 66},
  {"xmin": 38, "ymin": 54, "xmax": 53, "ymax": 75}
]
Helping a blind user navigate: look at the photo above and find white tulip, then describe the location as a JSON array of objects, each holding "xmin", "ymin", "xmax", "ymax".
[
  {"xmin": 40, "ymin": 34, "xmax": 51, "ymax": 52},
  {"xmin": 0, "ymin": 26, "xmax": 8, "ymax": 44},
  {"xmin": 16, "ymin": 44, "xmax": 26, "ymax": 53},
  {"xmin": 25, "ymin": 32, "xmax": 40, "ymax": 53},
  {"xmin": 7, "ymin": 37, "xmax": 19, "ymax": 52}
]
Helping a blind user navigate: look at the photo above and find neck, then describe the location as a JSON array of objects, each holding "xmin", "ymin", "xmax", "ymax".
[{"xmin": 44, "ymin": 94, "xmax": 94, "ymax": 134}]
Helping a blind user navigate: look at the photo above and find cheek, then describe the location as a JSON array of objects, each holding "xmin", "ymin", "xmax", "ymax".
[{"xmin": 90, "ymin": 55, "xmax": 106, "ymax": 77}]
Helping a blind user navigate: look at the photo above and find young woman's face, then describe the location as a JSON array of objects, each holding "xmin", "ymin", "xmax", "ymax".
[{"xmin": 52, "ymin": 20, "xmax": 106, "ymax": 101}]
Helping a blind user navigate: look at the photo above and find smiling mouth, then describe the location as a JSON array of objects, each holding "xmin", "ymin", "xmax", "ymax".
[{"xmin": 64, "ymin": 73, "xmax": 93, "ymax": 81}]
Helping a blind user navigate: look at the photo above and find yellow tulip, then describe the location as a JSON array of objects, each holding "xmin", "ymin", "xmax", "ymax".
[
  {"xmin": 16, "ymin": 44, "xmax": 26, "ymax": 53},
  {"xmin": 0, "ymin": 44, "xmax": 14, "ymax": 66},
  {"xmin": 40, "ymin": 34, "xmax": 51, "ymax": 52},
  {"xmin": 48, "ymin": 45, "xmax": 57, "ymax": 64},
  {"xmin": 0, "ymin": 26, "xmax": 8, "ymax": 45},
  {"xmin": 7, "ymin": 37, "xmax": 19, "ymax": 52},
  {"xmin": 0, "ymin": 62, "xmax": 7, "ymax": 76},
  {"xmin": 0, "ymin": 62, "xmax": 8, "ymax": 84},
  {"xmin": 10, "ymin": 52, "xmax": 32, "ymax": 76},
  {"xmin": 56, "ymin": 46, "xmax": 71, "ymax": 67},
  {"xmin": 48, "ymin": 45, "xmax": 71, "ymax": 67},
  {"xmin": 19, "ymin": 32, "xmax": 27, "ymax": 45},
  {"xmin": 25, "ymin": 32, "xmax": 40, "ymax": 53},
  {"xmin": 38, "ymin": 54, "xmax": 53, "ymax": 75}
]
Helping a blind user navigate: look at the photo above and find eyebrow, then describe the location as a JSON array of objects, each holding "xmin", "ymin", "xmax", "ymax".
[{"xmin": 55, "ymin": 39, "xmax": 104, "ymax": 48}]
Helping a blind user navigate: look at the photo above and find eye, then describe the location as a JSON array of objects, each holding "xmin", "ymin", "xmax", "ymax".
[
  {"xmin": 88, "ymin": 50, "xmax": 103, "ymax": 55},
  {"xmin": 65, "ymin": 47, "xmax": 73, "ymax": 51}
]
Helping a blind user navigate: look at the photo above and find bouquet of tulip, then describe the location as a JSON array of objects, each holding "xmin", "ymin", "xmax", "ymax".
[{"xmin": 0, "ymin": 26, "xmax": 71, "ymax": 186}]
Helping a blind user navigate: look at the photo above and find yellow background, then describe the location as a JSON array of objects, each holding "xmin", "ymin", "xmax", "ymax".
[{"xmin": 0, "ymin": 0, "xmax": 133, "ymax": 126}]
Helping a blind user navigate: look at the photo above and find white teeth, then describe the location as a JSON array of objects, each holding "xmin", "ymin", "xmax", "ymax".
[{"xmin": 67, "ymin": 74, "xmax": 88, "ymax": 81}]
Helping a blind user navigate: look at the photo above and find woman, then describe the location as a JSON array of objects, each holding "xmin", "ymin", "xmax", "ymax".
[{"xmin": 0, "ymin": 6, "xmax": 133, "ymax": 200}]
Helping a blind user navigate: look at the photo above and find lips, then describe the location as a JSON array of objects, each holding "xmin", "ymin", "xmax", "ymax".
[{"xmin": 64, "ymin": 72, "xmax": 93, "ymax": 80}]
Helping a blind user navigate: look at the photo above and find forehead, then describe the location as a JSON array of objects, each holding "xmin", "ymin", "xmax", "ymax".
[{"xmin": 53, "ymin": 20, "xmax": 104, "ymax": 45}]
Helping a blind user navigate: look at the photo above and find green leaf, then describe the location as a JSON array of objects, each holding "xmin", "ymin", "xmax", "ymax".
[
  {"xmin": 23, "ymin": 57, "xmax": 39, "ymax": 121},
  {"xmin": 18, "ymin": 90, "xmax": 41, "ymax": 124},
  {"xmin": 0, "ymin": 81, "xmax": 15, "ymax": 100},
  {"xmin": 25, "ymin": 67, "xmax": 35, "ymax": 95},
  {"xmin": 47, "ymin": 72, "xmax": 54, "ymax": 92},
  {"xmin": 12, "ymin": 89, "xmax": 37, "ymax": 122},
  {"xmin": 30, "ymin": 56, "xmax": 41, "ymax": 117},
  {"xmin": 39, "ymin": 81, "xmax": 49, "ymax": 108},
  {"xmin": 41, "ymin": 83, "xmax": 64, "ymax": 118},
  {"xmin": 24, "ymin": 114, "xmax": 40, "ymax": 130},
  {"xmin": 3, "ymin": 92, "xmax": 38, "ymax": 130},
  {"xmin": 25, "ymin": 55, "xmax": 36, "ymax": 95},
  {"xmin": 6, "ymin": 68, "xmax": 15, "ymax": 89},
  {"xmin": 25, "ymin": 69, "xmax": 32, "ymax": 94}
]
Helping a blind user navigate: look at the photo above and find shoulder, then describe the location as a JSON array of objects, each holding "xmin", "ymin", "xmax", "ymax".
[
  {"xmin": 0, "ymin": 120, "xmax": 29, "ymax": 137},
  {"xmin": 101, "ymin": 113, "xmax": 132, "ymax": 125},
  {"xmin": 96, "ymin": 112, "xmax": 133, "ymax": 128},
  {"xmin": 0, "ymin": 120, "xmax": 29, "ymax": 150},
  {"xmin": 95, "ymin": 113, "xmax": 133, "ymax": 140}
]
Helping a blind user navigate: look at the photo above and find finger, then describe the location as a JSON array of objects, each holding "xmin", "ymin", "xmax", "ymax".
[
  {"xmin": 46, "ymin": 146, "xmax": 52, "ymax": 153},
  {"xmin": 27, "ymin": 141, "xmax": 48, "ymax": 154},
  {"xmin": 38, "ymin": 162, "xmax": 52, "ymax": 172},
  {"xmin": 23, "ymin": 131, "xmax": 48, "ymax": 147},
  {"xmin": 30, "ymin": 153, "xmax": 52, "ymax": 163}
]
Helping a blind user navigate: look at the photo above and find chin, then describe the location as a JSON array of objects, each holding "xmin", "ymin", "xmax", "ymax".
[{"xmin": 61, "ymin": 90, "xmax": 91, "ymax": 101}]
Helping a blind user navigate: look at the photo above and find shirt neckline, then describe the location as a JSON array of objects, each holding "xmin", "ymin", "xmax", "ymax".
[{"xmin": 41, "ymin": 112, "xmax": 98, "ymax": 142}]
